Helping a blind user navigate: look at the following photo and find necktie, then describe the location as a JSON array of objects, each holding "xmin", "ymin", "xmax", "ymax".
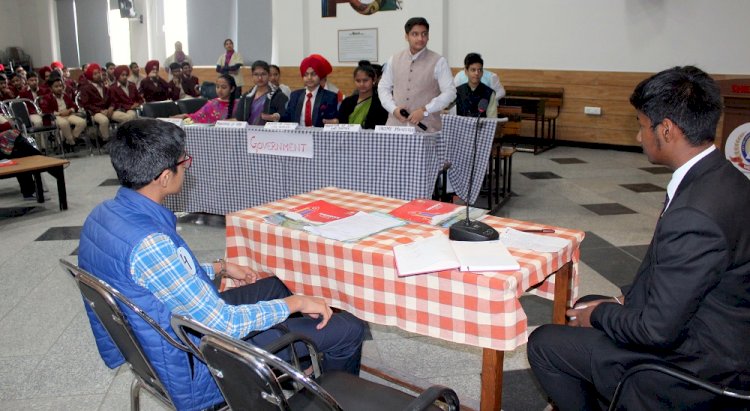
[
  {"xmin": 661, "ymin": 193, "xmax": 670, "ymax": 216},
  {"xmin": 304, "ymin": 92, "xmax": 313, "ymax": 127}
]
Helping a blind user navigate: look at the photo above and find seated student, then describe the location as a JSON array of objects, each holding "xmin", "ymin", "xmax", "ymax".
[
  {"xmin": 166, "ymin": 63, "xmax": 186, "ymax": 101},
  {"xmin": 335, "ymin": 62, "xmax": 388, "ymax": 129},
  {"xmin": 103, "ymin": 62, "xmax": 116, "ymax": 87},
  {"xmin": 453, "ymin": 53, "xmax": 497, "ymax": 118},
  {"xmin": 78, "ymin": 63, "xmax": 115, "ymax": 141},
  {"xmin": 0, "ymin": 74, "xmax": 15, "ymax": 100},
  {"xmin": 235, "ymin": 60, "xmax": 289, "ymax": 125},
  {"xmin": 0, "ymin": 115, "xmax": 46, "ymax": 200},
  {"xmin": 139, "ymin": 60, "xmax": 171, "ymax": 102},
  {"xmin": 453, "ymin": 58, "xmax": 505, "ymax": 102},
  {"xmin": 53, "ymin": 62, "xmax": 77, "ymax": 99},
  {"xmin": 179, "ymin": 62, "xmax": 200, "ymax": 98},
  {"xmin": 40, "ymin": 77, "xmax": 87, "ymax": 149},
  {"xmin": 78, "ymin": 118, "xmax": 364, "ymax": 411},
  {"xmin": 14, "ymin": 65, "xmax": 27, "ymax": 80},
  {"xmin": 77, "ymin": 63, "xmax": 89, "ymax": 87},
  {"xmin": 127, "ymin": 62, "xmax": 145, "ymax": 89},
  {"xmin": 173, "ymin": 74, "xmax": 238, "ymax": 124},
  {"xmin": 281, "ymin": 56, "xmax": 338, "ymax": 127},
  {"xmin": 269, "ymin": 64, "xmax": 291, "ymax": 98},
  {"xmin": 309, "ymin": 54, "xmax": 344, "ymax": 103},
  {"xmin": 17, "ymin": 72, "xmax": 44, "ymax": 127},
  {"xmin": 107, "ymin": 65, "xmax": 141, "ymax": 123},
  {"xmin": 36, "ymin": 66, "xmax": 53, "ymax": 96}
]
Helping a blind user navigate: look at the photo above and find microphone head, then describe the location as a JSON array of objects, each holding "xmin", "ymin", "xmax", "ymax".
[
  {"xmin": 478, "ymin": 99, "xmax": 489, "ymax": 113},
  {"xmin": 399, "ymin": 108, "xmax": 410, "ymax": 117}
]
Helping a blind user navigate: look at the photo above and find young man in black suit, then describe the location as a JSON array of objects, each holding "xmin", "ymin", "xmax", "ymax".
[
  {"xmin": 281, "ymin": 55, "xmax": 338, "ymax": 127},
  {"xmin": 528, "ymin": 66, "xmax": 750, "ymax": 410}
]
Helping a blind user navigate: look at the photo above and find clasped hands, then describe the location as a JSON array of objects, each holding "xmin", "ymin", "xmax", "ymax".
[{"xmin": 567, "ymin": 296, "xmax": 623, "ymax": 328}]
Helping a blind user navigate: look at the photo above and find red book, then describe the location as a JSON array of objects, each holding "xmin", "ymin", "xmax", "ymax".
[
  {"xmin": 389, "ymin": 199, "xmax": 464, "ymax": 225},
  {"xmin": 0, "ymin": 159, "xmax": 18, "ymax": 167},
  {"xmin": 284, "ymin": 200, "xmax": 356, "ymax": 224}
]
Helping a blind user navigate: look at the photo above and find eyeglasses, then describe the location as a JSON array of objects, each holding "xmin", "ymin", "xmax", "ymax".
[
  {"xmin": 253, "ymin": 72, "xmax": 268, "ymax": 77},
  {"xmin": 176, "ymin": 154, "xmax": 192, "ymax": 169}
]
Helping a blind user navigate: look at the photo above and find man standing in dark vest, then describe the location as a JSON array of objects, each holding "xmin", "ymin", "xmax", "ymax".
[{"xmin": 378, "ymin": 17, "xmax": 456, "ymax": 132}]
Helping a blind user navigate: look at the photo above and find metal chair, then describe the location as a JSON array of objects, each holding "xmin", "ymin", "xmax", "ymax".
[
  {"xmin": 177, "ymin": 97, "xmax": 208, "ymax": 115},
  {"xmin": 200, "ymin": 81, "xmax": 217, "ymax": 99},
  {"xmin": 171, "ymin": 314, "xmax": 461, "ymax": 411},
  {"xmin": 6, "ymin": 98, "xmax": 63, "ymax": 156},
  {"xmin": 141, "ymin": 101, "xmax": 180, "ymax": 118},
  {"xmin": 59, "ymin": 259, "xmax": 187, "ymax": 411},
  {"xmin": 609, "ymin": 362, "xmax": 750, "ymax": 410},
  {"xmin": 73, "ymin": 92, "xmax": 103, "ymax": 155}
]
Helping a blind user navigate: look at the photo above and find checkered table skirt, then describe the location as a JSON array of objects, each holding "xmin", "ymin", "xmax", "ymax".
[
  {"xmin": 441, "ymin": 114, "xmax": 498, "ymax": 204},
  {"xmin": 226, "ymin": 187, "xmax": 584, "ymax": 351}
]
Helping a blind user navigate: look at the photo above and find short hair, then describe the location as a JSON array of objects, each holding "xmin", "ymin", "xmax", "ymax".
[
  {"xmin": 629, "ymin": 66, "xmax": 722, "ymax": 146},
  {"xmin": 26, "ymin": 71, "xmax": 38, "ymax": 79},
  {"xmin": 105, "ymin": 62, "xmax": 115, "ymax": 69},
  {"xmin": 251, "ymin": 60, "xmax": 270, "ymax": 73},
  {"xmin": 464, "ymin": 53, "xmax": 483, "ymax": 69},
  {"xmin": 169, "ymin": 62, "xmax": 181, "ymax": 71},
  {"xmin": 405, "ymin": 17, "xmax": 429, "ymax": 33},
  {"xmin": 0, "ymin": 74, "xmax": 7, "ymax": 82},
  {"xmin": 353, "ymin": 61, "xmax": 376, "ymax": 81},
  {"xmin": 47, "ymin": 77, "xmax": 63, "ymax": 87},
  {"xmin": 129, "ymin": 62, "xmax": 138, "ymax": 69},
  {"xmin": 181, "ymin": 61, "xmax": 191, "ymax": 68},
  {"xmin": 270, "ymin": 64, "xmax": 281, "ymax": 73},
  {"xmin": 108, "ymin": 119, "xmax": 186, "ymax": 190}
]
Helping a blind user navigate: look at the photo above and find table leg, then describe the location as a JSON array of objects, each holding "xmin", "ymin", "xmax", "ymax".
[
  {"xmin": 552, "ymin": 261, "xmax": 572, "ymax": 324},
  {"xmin": 48, "ymin": 166, "xmax": 68, "ymax": 210},
  {"xmin": 33, "ymin": 172, "xmax": 44, "ymax": 203},
  {"xmin": 480, "ymin": 348, "xmax": 504, "ymax": 411}
]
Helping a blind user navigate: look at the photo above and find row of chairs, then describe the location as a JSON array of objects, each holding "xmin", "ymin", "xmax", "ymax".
[{"xmin": 60, "ymin": 259, "xmax": 461, "ymax": 411}]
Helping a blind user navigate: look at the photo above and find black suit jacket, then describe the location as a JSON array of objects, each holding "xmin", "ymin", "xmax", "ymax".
[
  {"xmin": 336, "ymin": 92, "xmax": 388, "ymax": 129},
  {"xmin": 235, "ymin": 87, "xmax": 289, "ymax": 124},
  {"xmin": 592, "ymin": 149, "xmax": 750, "ymax": 388},
  {"xmin": 281, "ymin": 88, "xmax": 338, "ymax": 127}
]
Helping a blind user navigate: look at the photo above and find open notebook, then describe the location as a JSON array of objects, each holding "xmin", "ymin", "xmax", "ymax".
[{"xmin": 393, "ymin": 234, "xmax": 520, "ymax": 276}]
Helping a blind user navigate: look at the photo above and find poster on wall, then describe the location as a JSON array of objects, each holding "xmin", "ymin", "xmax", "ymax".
[
  {"xmin": 323, "ymin": 0, "xmax": 402, "ymax": 17},
  {"xmin": 338, "ymin": 29, "xmax": 378, "ymax": 62}
]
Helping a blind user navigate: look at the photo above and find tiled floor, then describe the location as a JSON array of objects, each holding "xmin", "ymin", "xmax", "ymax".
[{"xmin": 0, "ymin": 145, "xmax": 668, "ymax": 410}]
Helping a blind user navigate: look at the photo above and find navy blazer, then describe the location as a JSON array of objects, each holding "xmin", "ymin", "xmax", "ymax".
[{"xmin": 281, "ymin": 87, "xmax": 338, "ymax": 127}]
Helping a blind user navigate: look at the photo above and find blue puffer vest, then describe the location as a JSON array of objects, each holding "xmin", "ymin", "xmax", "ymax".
[{"xmin": 78, "ymin": 187, "xmax": 224, "ymax": 411}]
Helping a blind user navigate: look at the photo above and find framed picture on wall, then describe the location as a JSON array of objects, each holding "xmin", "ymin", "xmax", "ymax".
[
  {"xmin": 323, "ymin": 0, "xmax": 402, "ymax": 17},
  {"xmin": 338, "ymin": 29, "xmax": 378, "ymax": 62}
]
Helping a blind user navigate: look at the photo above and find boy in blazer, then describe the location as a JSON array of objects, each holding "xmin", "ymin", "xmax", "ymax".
[{"xmin": 281, "ymin": 55, "xmax": 338, "ymax": 127}]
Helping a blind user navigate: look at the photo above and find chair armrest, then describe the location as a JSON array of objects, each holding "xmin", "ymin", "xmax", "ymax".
[
  {"xmin": 261, "ymin": 331, "xmax": 324, "ymax": 378},
  {"xmin": 403, "ymin": 385, "xmax": 460, "ymax": 411}
]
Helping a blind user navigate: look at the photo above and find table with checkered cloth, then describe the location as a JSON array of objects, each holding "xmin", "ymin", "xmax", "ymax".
[
  {"xmin": 441, "ymin": 114, "xmax": 498, "ymax": 204},
  {"xmin": 164, "ymin": 126, "xmax": 445, "ymax": 215},
  {"xmin": 226, "ymin": 187, "xmax": 583, "ymax": 351}
]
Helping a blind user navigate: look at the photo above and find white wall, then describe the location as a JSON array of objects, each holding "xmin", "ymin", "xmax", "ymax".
[
  {"xmin": 273, "ymin": 0, "xmax": 750, "ymax": 75},
  {"xmin": 0, "ymin": 0, "xmax": 59, "ymax": 68}
]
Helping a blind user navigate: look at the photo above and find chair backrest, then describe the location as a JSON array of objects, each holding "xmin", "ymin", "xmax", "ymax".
[
  {"xmin": 200, "ymin": 81, "xmax": 217, "ymax": 99},
  {"xmin": 177, "ymin": 97, "xmax": 208, "ymax": 115},
  {"xmin": 8, "ymin": 98, "xmax": 33, "ymax": 128},
  {"xmin": 59, "ymin": 259, "xmax": 183, "ymax": 408},
  {"xmin": 199, "ymin": 331, "xmax": 343, "ymax": 411},
  {"xmin": 141, "ymin": 101, "xmax": 180, "ymax": 118}
]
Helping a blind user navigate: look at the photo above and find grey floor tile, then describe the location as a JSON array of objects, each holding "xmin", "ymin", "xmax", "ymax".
[
  {"xmin": 640, "ymin": 166, "xmax": 672, "ymax": 174},
  {"xmin": 521, "ymin": 171, "xmax": 562, "ymax": 180},
  {"xmin": 620, "ymin": 183, "xmax": 665, "ymax": 193},
  {"xmin": 0, "ymin": 394, "xmax": 103, "ymax": 410},
  {"xmin": 581, "ymin": 203, "xmax": 637, "ymax": 216},
  {"xmin": 549, "ymin": 157, "xmax": 586, "ymax": 164},
  {"xmin": 502, "ymin": 369, "xmax": 549, "ymax": 411},
  {"xmin": 98, "ymin": 179, "xmax": 120, "ymax": 187},
  {"xmin": 580, "ymin": 246, "xmax": 641, "ymax": 288},
  {"xmin": 621, "ymin": 244, "xmax": 650, "ymax": 261},
  {"xmin": 519, "ymin": 295, "xmax": 554, "ymax": 326},
  {"xmin": 35, "ymin": 226, "xmax": 83, "ymax": 241},
  {"xmin": 580, "ymin": 231, "xmax": 614, "ymax": 250}
]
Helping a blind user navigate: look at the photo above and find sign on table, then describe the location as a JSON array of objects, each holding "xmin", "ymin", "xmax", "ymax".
[{"xmin": 247, "ymin": 130, "xmax": 314, "ymax": 158}]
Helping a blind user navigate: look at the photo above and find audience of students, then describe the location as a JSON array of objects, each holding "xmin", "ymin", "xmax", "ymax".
[
  {"xmin": 167, "ymin": 63, "xmax": 186, "ymax": 101},
  {"xmin": 77, "ymin": 63, "xmax": 114, "ymax": 141},
  {"xmin": 139, "ymin": 60, "xmax": 170, "ymax": 102},
  {"xmin": 216, "ymin": 38, "xmax": 244, "ymax": 96},
  {"xmin": 281, "ymin": 56, "xmax": 338, "ymax": 127},
  {"xmin": 335, "ymin": 62, "xmax": 388, "ymax": 129},
  {"xmin": 14, "ymin": 65, "xmax": 27, "ymax": 80},
  {"xmin": 235, "ymin": 60, "xmax": 289, "ymax": 125},
  {"xmin": 128, "ymin": 62, "xmax": 145, "ymax": 89},
  {"xmin": 0, "ymin": 74, "xmax": 14, "ymax": 100},
  {"xmin": 174, "ymin": 74, "xmax": 237, "ymax": 124},
  {"xmin": 103, "ymin": 62, "xmax": 116, "ymax": 87},
  {"xmin": 39, "ymin": 77, "xmax": 87, "ymax": 148},
  {"xmin": 17, "ymin": 72, "xmax": 43, "ymax": 127},
  {"xmin": 180, "ymin": 62, "xmax": 200, "ymax": 98}
]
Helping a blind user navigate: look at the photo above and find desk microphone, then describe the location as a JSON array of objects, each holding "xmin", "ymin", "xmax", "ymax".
[
  {"xmin": 449, "ymin": 99, "xmax": 499, "ymax": 242},
  {"xmin": 399, "ymin": 109, "xmax": 428, "ymax": 131}
]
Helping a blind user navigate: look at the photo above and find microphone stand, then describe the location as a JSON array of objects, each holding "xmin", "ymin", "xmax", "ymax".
[{"xmin": 449, "ymin": 100, "xmax": 499, "ymax": 241}]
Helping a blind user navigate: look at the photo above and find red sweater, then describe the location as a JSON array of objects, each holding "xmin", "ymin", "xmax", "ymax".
[{"xmin": 108, "ymin": 82, "xmax": 143, "ymax": 111}]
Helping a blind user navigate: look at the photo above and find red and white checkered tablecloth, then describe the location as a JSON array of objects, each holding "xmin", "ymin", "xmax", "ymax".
[{"xmin": 226, "ymin": 187, "xmax": 585, "ymax": 351}]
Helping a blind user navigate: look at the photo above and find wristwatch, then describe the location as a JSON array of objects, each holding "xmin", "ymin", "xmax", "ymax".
[{"xmin": 214, "ymin": 258, "xmax": 227, "ymax": 279}]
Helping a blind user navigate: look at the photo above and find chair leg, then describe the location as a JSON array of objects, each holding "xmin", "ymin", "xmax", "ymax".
[{"xmin": 130, "ymin": 377, "xmax": 142, "ymax": 411}]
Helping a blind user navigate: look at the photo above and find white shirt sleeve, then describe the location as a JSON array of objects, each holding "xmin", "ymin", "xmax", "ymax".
[
  {"xmin": 490, "ymin": 72, "xmax": 506, "ymax": 100},
  {"xmin": 377, "ymin": 56, "xmax": 396, "ymax": 115},
  {"xmin": 425, "ymin": 57, "xmax": 457, "ymax": 114}
]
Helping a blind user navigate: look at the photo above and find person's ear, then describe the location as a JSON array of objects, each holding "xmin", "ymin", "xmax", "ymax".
[
  {"xmin": 661, "ymin": 118, "xmax": 675, "ymax": 142},
  {"xmin": 155, "ymin": 169, "xmax": 171, "ymax": 187}
]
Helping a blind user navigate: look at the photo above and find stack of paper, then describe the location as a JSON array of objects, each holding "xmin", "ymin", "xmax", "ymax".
[{"xmin": 304, "ymin": 211, "xmax": 405, "ymax": 242}]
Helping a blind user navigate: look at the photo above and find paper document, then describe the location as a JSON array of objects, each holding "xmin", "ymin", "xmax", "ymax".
[
  {"xmin": 498, "ymin": 227, "xmax": 569, "ymax": 253},
  {"xmin": 304, "ymin": 211, "xmax": 404, "ymax": 242},
  {"xmin": 393, "ymin": 234, "xmax": 520, "ymax": 276}
]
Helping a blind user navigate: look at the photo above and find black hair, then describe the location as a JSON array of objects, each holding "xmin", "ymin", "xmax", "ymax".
[
  {"xmin": 169, "ymin": 62, "xmax": 182, "ymax": 71},
  {"xmin": 251, "ymin": 60, "xmax": 270, "ymax": 73},
  {"xmin": 218, "ymin": 74, "xmax": 237, "ymax": 120},
  {"xmin": 371, "ymin": 63, "xmax": 383, "ymax": 79},
  {"xmin": 270, "ymin": 64, "xmax": 281, "ymax": 73},
  {"xmin": 405, "ymin": 17, "xmax": 429, "ymax": 33},
  {"xmin": 0, "ymin": 74, "xmax": 7, "ymax": 82},
  {"xmin": 26, "ymin": 71, "xmax": 38, "ymax": 79},
  {"xmin": 105, "ymin": 62, "xmax": 115, "ymax": 69},
  {"xmin": 47, "ymin": 76, "xmax": 63, "ymax": 87},
  {"xmin": 129, "ymin": 62, "xmax": 138, "ymax": 69},
  {"xmin": 353, "ymin": 61, "xmax": 376, "ymax": 81},
  {"xmin": 181, "ymin": 61, "xmax": 191, "ymax": 68},
  {"xmin": 108, "ymin": 119, "xmax": 186, "ymax": 190},
  {"xmin": 81, "ymin": 63, "xmax": 88, "ymax": 70},
  {"xmin": 223, "ymin": 38, "xmax": 233, "ymax": 46},
  {"xmin": 464, "ymin": 53, "xmax": 483, "ymax": 69},
  {"xmin": 629, "ymin": 66, "xmax": 722, "ymax": 146}
]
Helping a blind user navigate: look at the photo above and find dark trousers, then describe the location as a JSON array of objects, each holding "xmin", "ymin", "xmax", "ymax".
[
  {"xmin": 220, "ymin": 277, "xmax": 364, "ymax": 375},
  {"xmin": 528, "ymin": 322, "xmax": 723, "ymax": 410},
  {"xmin": 1, "ymin": 135, "xmax": 42, "ymax": 197}
]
